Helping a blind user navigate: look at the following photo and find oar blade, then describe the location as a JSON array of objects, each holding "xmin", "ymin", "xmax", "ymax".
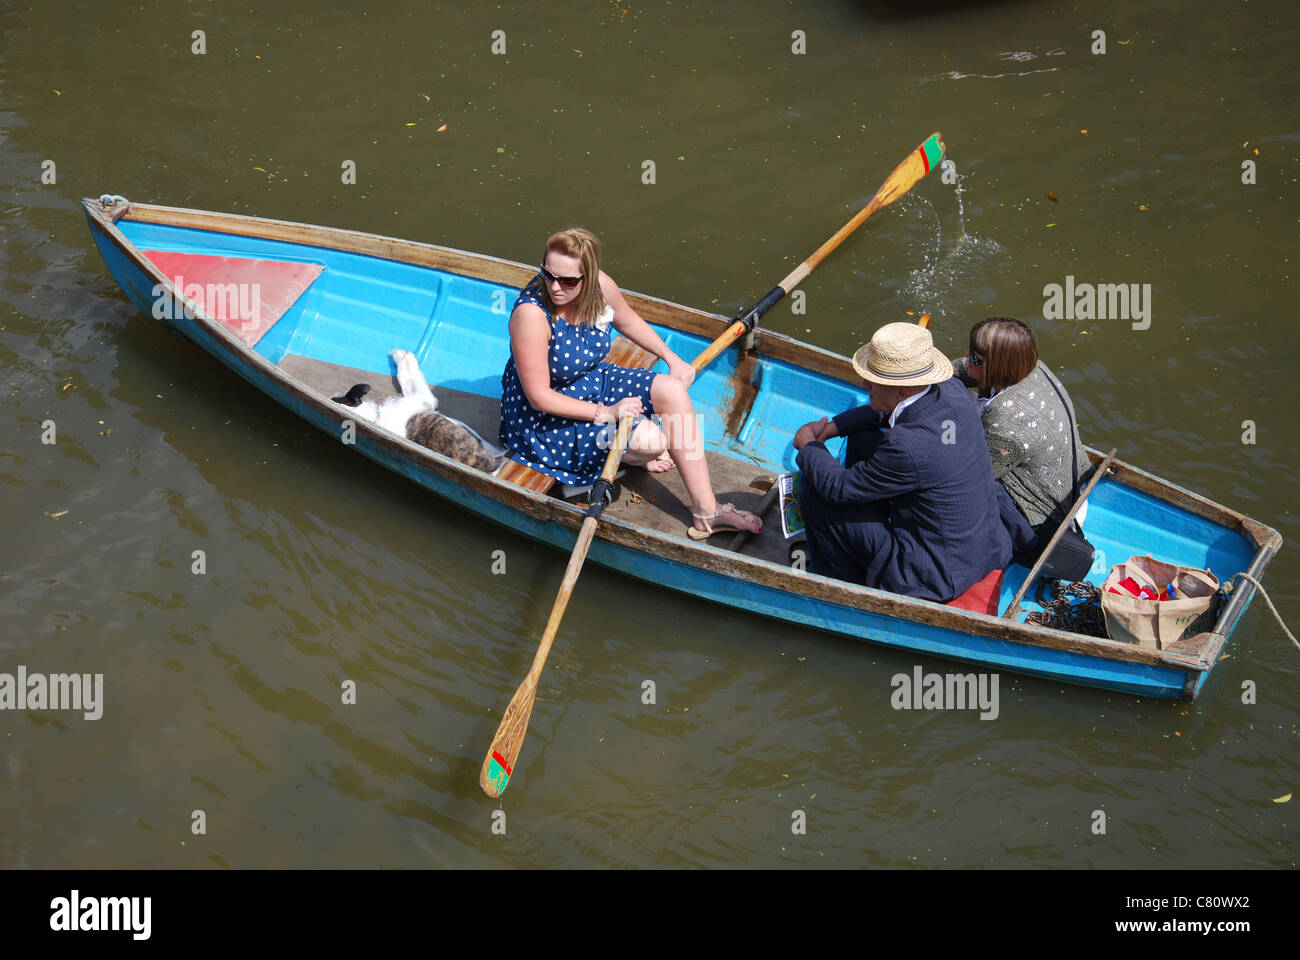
[
  {"xmin": 479, "ymin": 676, "xmax": 539, "ymax": 798},
  {"xmin": 872, "ymin": 132, "xmax": 945, "ymax": 211}
]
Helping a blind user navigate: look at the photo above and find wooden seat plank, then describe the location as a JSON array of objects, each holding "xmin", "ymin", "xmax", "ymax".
[
  {"xmin": 605, "ymin": 337, "xmax": 660, "ymax": 370},
  {"xmin": 497, "ymin": 459, "xmax": 558, "ymax": 493}
]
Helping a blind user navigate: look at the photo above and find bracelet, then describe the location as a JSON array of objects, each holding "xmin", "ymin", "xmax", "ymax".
[{"xmin": 592, "ymin": 402, "xmax": 604, "ymax": 424}]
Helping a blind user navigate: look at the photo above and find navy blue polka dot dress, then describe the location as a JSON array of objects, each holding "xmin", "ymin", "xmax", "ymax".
[{"xmin": 499, "ymin": 282, "xmax": 658, "ymax": 485}]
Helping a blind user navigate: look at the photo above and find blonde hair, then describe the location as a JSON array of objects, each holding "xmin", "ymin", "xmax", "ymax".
[{"xmin": 524, "ymin": 226, "xmax": 607, "ymax": 325}]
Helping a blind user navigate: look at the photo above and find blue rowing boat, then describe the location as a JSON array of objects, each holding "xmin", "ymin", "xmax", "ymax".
[{"xmin": 82, "ymin": 196, "xmax": 1281, "ymax": 701}]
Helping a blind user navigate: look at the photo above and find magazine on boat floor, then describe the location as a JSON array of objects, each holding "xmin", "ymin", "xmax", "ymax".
[{"xmin": 778, "ymin": 472, "xmax": 804, "ymax": 539}]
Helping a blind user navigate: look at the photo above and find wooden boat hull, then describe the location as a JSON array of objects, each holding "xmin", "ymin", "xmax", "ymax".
[{"xmin": 82, "ymin": 197, "xmax": 1282, "ymax": 701}]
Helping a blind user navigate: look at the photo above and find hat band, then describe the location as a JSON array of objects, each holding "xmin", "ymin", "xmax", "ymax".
[{"xmin": 867, "ymin": 358, "xmax": 934, "ymax": 380}]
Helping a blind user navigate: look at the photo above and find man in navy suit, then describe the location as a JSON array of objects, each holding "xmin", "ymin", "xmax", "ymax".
[{"xmin": 793, "ymin": 322, "xmax": 1033, "ymax": 603}]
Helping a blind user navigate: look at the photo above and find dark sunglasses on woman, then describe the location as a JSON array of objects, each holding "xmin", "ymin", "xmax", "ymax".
[{"xmin": 540, "ymin": 265, "xmax": 584, "ymax": 289}]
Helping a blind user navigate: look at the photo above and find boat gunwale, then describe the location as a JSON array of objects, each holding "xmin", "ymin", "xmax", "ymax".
[
  {"xmin": 101, "ymin": 198, "xmax": 865, "ymax": 386},
  {"xmin": 83, "ymin": 196, "xmax": 1282, "ymax": 686}
]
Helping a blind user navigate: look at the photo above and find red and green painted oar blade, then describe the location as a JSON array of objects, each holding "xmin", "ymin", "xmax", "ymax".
[
  {"xmin": 875, "ymin": 132, "xmax": 945, "ymax": 208},
  {"xmin": 483, "ymin": 750, "xmax": 512, "ymax": 798},
  {"xmin": 479, "ymin": 675, "xmax": 538, "ymax": 798},
  {"xmin": 825, "ymin": 132, "xmax": 945, "ymax": 249}
]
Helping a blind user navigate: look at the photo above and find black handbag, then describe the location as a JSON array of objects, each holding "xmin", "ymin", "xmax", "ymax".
[
  {"xmin": 1038, "ymin": 520, "xmax": 1095, "ymax": 581},
  {"xmin": 1030, "ymin": 368, "xmax": 1097, "ymax": 582}
]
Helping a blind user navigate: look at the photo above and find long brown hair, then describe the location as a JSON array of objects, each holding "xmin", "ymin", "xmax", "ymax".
[
  {"xmin": 969, "ymin": 317, "xmax": 1038, "ymax": 391},
  {"xmin": 523, "ymin": 226, "xmax": 607, "ymax": 325}
]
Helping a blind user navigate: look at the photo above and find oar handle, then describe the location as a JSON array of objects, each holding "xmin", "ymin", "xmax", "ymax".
[{"xmin": 583, "ymin": 413, "xmax": 636, "ymax": 519}]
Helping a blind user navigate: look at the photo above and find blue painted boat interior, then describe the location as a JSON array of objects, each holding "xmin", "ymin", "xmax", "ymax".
[{"xmin": 115, "ymin": 218, "xmax": 1260, "ymax": 625}]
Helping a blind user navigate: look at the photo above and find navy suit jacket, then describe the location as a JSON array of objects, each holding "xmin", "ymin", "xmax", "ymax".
[{"xmin": 796, "ymin": 377, "xmax": 1032, "ymax": 601}]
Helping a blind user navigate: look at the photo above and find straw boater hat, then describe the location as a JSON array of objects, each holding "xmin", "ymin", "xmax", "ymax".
[{"xmin": 851, "ymin": 322, "xmax": 954, "ymax": 387}]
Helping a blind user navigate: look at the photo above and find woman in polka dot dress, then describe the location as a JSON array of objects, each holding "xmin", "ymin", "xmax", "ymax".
[{"xmin": 499, "ymin": 227, "xmax": 761, "ymax": 539}]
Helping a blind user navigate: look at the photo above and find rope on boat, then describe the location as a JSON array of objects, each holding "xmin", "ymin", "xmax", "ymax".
[
  {"xmin": 1026, "ymin": 579, "xmax": 1107, "ymax": 637},
  {"xmin": 98, "ymin": 194, "xmax": 129, "ymax": 206},
  {"xmin": 1226, "ymin": 573, "xmax": 1298, "ymax": 652}
]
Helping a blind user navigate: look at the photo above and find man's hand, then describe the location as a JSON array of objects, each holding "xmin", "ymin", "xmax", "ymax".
[{"xmin": 793, "ymin": 416, "xmax": 837, "ymax": 450}]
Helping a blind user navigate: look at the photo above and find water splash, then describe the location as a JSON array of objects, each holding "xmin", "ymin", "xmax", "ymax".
[{"xmin": 898, "ymin": 173, "xmax": 1012, "ymax": 323}]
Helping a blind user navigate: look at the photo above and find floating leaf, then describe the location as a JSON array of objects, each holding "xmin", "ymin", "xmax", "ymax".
[
  {"xmin": 252, "ymin": 166, "xmax": 266, "ymax": 173},
  {"xmin": 45, "ymin": 510, "xmax": 68, "ymax": 519},
  {"xmin": 1274, "ymin": 793, "xmax": 1292, "ymax": 803},
  {"xmin": 406, "ymin": 122, "xmax": 417, "ymax": 127},
  {"xmin": 1080, "ymin": 129, "xmax": 1088, "ymax": 135},
  {"xmin": 1048, "ymin": 191, "xmax": 1059, "ymax": 203}
]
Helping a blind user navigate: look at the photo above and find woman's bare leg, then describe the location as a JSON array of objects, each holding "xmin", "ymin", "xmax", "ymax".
[
  {"xmin": 620, "ymin": 420, "xmax": 670, "ymax": 468},
  {"xmin": 649, "ymin": 375, "xmax": 760, "ymax": 533}
]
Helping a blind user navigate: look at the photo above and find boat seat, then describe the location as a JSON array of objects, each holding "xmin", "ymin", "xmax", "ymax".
[
  {"xmin": 944, "ymin": 568, "xmax": 1005, "ymax": 616},
  {"xmin": 603, "ymin": 337, "xmax": 660, "ymax": 370},
  {"xmin": 499, "ymin": 337, "xmax": 661, "ymax": 494},
  {"xmin": 497, "ymin": 459, "xmax": 561, "ymax": 493}
]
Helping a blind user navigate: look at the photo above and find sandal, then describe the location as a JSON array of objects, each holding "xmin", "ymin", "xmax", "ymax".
[{"xmin": 687, "ymin": 502, "xmax": 762, "ymax": 540}]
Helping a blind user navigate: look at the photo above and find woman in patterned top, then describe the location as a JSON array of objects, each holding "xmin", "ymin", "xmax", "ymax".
[
  {"xmin": 499, "ymin": 227, "xmax": 761, "ymax": 539},
  {"xmin": 951, "ymin": 317, "xmax": 1091, "ymax": 556}
]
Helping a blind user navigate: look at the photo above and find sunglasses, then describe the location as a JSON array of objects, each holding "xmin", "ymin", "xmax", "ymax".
[
  {"xmin": 540, "ymin": 265, "xmax": 584, "ymax": 289},
  {"xmin": 968, "ymin": 349, "xmax": 985, "ymax": 367}
]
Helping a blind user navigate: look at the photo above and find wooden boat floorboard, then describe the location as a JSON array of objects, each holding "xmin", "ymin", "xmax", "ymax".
[{"xmin": 275, "ymin": 353, "xmax": 792, "ymax": 565}]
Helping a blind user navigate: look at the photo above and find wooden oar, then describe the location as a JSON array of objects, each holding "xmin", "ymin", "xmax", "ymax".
[
  {"xmin": 480, "ymin": 413, "xmax": 636, "ymax": 798},
  {"xmin": 691, "ymin": 133, "xmax": 945, "ymax": 373}
]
